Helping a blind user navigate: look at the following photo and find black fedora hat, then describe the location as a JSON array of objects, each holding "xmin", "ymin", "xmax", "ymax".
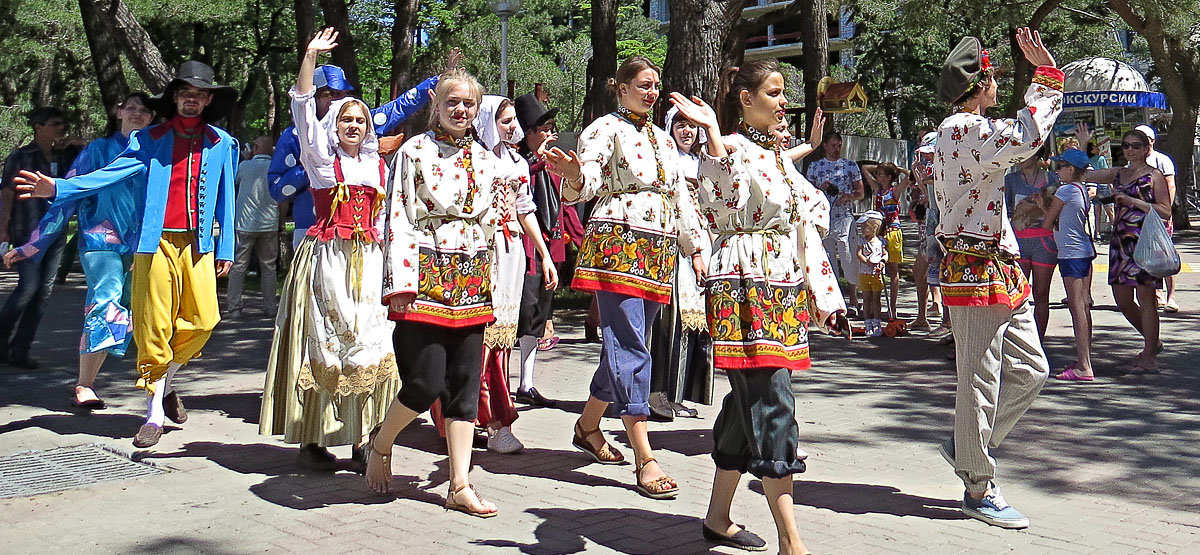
[
  {"xmin": 150, "ymin": 61, "xmax": 238, "ymax": 123},
  {"xmin": 514, "ymin": 93, "xmax": 559, "ymax": 131}
]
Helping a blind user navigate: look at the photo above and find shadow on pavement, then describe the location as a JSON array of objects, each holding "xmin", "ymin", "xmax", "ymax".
[
  {"xmin": 474, "ymin": 507, "xmax": 714, "ymax": 554},
  {"xmin": 748, "ymin": 479, "xmax": 967, "ymax": 521},
  {"xmin": 0, "ymin": 412, "xmax": 149, "ymax": 440}
]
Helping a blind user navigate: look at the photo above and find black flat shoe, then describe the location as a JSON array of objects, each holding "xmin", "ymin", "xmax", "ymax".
[
  {"xmin": 298, "ymin": 443, "xmax": 338, "ymax": 472},
  {"xmin": 670, "ymin": 402, "xmax": 698, "ymax": 418},
  {"xmin": 702, "ymin": 523, "xmax": 767, "ymax": 552},
  {"xmin": 514, "ymin": 387, "xmax": 557, "ymax": 407}
]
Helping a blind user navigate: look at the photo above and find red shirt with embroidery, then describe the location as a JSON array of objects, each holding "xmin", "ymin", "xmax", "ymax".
[{"xmin": 163, "ymin": 116, "xmax": 205, "ymax": 230}]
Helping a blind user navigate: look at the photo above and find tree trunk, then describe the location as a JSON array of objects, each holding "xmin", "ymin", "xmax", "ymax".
[
  {"xmin": 390, "ymin": 0, "xmax": 421, "ymax": 99},
  {"xmin": 1109, "ymin": 0, "xmax": 1199, "ymax": 229},
  {"xmin": 78, "ymin": 0, "xmax": 129, "ymax": 129},
  {"xmin": 1005, "ymin": 0, "xmax": 1062, "ymax": 116},
  {"xmin": 295, "ymin": 0, "xmax": 316, "ymax": 63},
  {"xmin": 662, "ymin": 1, "xmax": 744, "ymax": 106},
  {"xmin": 90, "ymin": 0, "xmax": 172, "ymax": 91},
  {"xmin": 798, "ymin": 0, "xmax": 829, "ymax": 139},
  {"xmin": 317, "ymin": 0, "xmax": 359, "ymax": 87},
  {"xmin": 581, "ymin": 0, "xmax": 618, "ymax": 125}
]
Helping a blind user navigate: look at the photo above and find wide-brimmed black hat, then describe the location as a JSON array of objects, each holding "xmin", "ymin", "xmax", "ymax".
[
  {"xmin": 514, "ymin": 93, "xmax": 559, "ymax": 131},
  {"xmin": 150, "ymin": 61, "xmax": 238, "ymax": 123},
  {"xmin": 939, "ymin": 37, "xmax": 991, "ymax": 103}
]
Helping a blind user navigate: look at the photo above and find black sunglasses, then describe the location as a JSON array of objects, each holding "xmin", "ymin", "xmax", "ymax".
[{"xmin": 1121, "ymin": 142, "xmax": 1145, "ymax": 150}]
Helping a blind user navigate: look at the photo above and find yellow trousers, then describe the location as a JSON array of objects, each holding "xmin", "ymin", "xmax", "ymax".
[{"xmin": 132, "ymin": 231, "xmax": 220, "ymax": 390}]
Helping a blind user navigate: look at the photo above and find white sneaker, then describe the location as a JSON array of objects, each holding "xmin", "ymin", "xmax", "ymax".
[
  {"xmin": 487, "ymin": 426, "xmax": 524, "ymax": 454},
  {"xmin": 929, "ymin": 325, "xmax": 952, "ymax": 339},
  {"xmin": 869, "ymin": 320, "xmax": 884, "ymax": 337}
]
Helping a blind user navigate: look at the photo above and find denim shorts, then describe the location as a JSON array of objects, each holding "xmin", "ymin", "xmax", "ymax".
[
  {"xmin": 1016, "ymin": 232, "xmax": 1058, "ymax": 268},
  {"xmin": 1059, "ymin": 257, "xmax": 1094, "ymax": 279}
]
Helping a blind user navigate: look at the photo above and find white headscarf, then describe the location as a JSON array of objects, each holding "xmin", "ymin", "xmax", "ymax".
[
  {"xmin": 663, "ymin": 105, "xmax": 708, "ymax": 156},
  {"xmin": 322, "ymin": 97, "xmax": 379, "ymax": 158},
  {"xmin": 474, "ymin": 95, "xmax": 525, "ymax": 152}
]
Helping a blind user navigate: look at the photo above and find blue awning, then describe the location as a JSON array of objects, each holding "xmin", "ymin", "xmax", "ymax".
[{"xmin": 1064, "ymin": 90, "xmax": 1168, "ymax": 109}]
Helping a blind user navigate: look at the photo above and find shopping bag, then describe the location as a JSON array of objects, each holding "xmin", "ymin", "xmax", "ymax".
[{"xmin": 1133, "ymin": 210, "xmax": 1180, "ymax": 277}]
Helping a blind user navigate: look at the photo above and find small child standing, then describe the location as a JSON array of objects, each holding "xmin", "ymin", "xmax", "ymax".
[{"xmin": 856, "ymin": 211, "xmax": 886, "ymax": 337}]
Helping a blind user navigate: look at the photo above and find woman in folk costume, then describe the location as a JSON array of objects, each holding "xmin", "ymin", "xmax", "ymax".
[
  {"xmin": 647, "ymin": 106, "xmax": 714, "ymax": 420},
  {"xmin": 364, "ymin": 68, "xmax": 505, "ymax": 518},
  {"xmin": 544, "ymin": 56, "xmax": 706, "ymax": 500},
  {"xmin": 670, "ymin": 59, "xmax": 846, "ymax": 554},
  {"xmin": 428, "ymin": 95, "xmax": 559, "ymax": 454},
  {"xmin": 259, "ymin": 28, "xmax": 399, "ymax": 470}
]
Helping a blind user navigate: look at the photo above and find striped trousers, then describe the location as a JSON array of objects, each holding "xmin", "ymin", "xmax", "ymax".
[{"xmin": 949, "ymin": 300, "xmax": 1049, "ymax": 494}]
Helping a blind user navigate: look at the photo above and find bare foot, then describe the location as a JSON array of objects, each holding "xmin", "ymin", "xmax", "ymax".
[
  {"xmin": 448, "ymin": 483, "xmax": 498, "ymax": 515},
  {"xmin": 74, "ymin": 385, "xmax": 101, "ymax": 404},
  {"xmin": 364, "ymin": 438, "xmax": 392, "ymax": 494},
  {"xmin": 635, "ymin": 457, "xmax": 672, "ymax": 486}
]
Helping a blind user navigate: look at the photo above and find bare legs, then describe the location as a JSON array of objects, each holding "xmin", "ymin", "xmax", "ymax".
[
  {"xmin": 1112, "ymin": 284, "xmax": 1160, "ymax": 370},
  {"xmin": 886, "ymin": 262, "xmax": 900, "ymax": 320},
  {"xmin": 913, "ymin": 254, "xmax": 930, "ymax": 327},
  {"xmin": 365, "ymin": 400, "xmax": 495, "ymax": 513},
  {"xmin": 705, "ymin": 468, "xmax": 809, "ymax": 554},
  {"xmin": 576, "ymin": 395, "xmax": 669, "ymax": 484},
  {"xmin": 1031, "ymin": 264, "xmax": 1055, "ymax": 341},
  {"xmin": 1062, "ymin": 274, "xmax": 1094, "ymax": 376},
  {"xmin": 75, "ymin": 351, "xmax": 106, "ymax": 404}
]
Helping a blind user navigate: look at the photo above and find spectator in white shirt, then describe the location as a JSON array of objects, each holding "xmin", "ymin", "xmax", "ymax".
[{"xmin": 1133, "ymin": 124, "xmax": 1179, "ymax": 313}]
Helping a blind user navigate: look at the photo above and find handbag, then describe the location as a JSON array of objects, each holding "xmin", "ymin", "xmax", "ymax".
[{"xmin": 1133, "ymin": 210, "xmax": 1181, "ymax": 277}]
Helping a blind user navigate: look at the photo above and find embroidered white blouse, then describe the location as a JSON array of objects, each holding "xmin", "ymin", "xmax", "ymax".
[{"xmin": 383, "ymin": 131, "xmax": 503, "ymax": 327}]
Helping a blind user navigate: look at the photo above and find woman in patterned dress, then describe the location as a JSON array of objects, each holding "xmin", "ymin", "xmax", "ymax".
[
  {"xmin": 260, "ymin": 28, "xmax": 399, "ymax": 469},
  {"xmin": 365, "ymin": 68, "xmax": 507, "ymax": 518},
  {"xmin": 671, "ymin": 59, "xmax": 846, "ymax": 554},
  {"xmin": 427, "ymin": 95, "xmax": 559, "ymax": 453},
  {"xmin": 544, "ymin": 56, "xmax": 706, "ymax": 500},
  {"xmin": 1081, "ymin": 128, "xmax": 1170, "ymax": 373}
]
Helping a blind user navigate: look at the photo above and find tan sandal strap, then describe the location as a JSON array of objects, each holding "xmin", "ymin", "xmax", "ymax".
[
  {"xmin": 369, "ymin": 440, "xmax": 391, "ymax": 460},
  {"xmin": 635, "ymin": 456, "xmax": 657, "ymax": 473}
]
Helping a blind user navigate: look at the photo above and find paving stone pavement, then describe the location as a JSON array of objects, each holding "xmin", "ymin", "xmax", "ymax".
[{"xmin": 1, "ymin": 227, "xmax": 1199, "ymax": 554}]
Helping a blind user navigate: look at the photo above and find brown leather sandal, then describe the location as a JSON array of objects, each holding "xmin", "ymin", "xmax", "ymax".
[
  {"xmin": 634, "ymin": 457, "xmax": 679, "ymax": 499},
  {"xmin": 445, "ymin": 483, "xmax": 498, "ymax": 518},
  {"xmin": 571, "ymin": 421, "xmax": 625, "ymax": 465}
]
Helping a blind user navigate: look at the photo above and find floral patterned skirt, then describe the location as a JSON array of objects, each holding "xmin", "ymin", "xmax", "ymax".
[
  {"xmin": 707, "ymin": 276, "xmax": 811, "ymax": 371},
  {"xmin": 572, "ymin": 219, "xmax": 677, "ymax": 304}
]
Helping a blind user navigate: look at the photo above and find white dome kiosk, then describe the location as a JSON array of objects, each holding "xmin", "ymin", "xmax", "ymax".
[{"xmin": 1054, "ymin": 57, "xmax": 1168, "ymax": 165}]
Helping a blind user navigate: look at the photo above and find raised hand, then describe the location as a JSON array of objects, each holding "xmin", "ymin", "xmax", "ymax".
[
  {"xmin": 1015, "ymin": 27, "xmax": 1055, "ymax": 68},
  {"xmin": 807, "ymin": 107, "xmax": 825, "ymax": 147},
  {"xmin": 1074, "ymin": 122, "xmax": 1091, "ymax": 147},
  {"xmin": 544, "ymin": 147, "xmax": 582, "ymax": 182},
  {"xmin": 445, "ymin": 48, "xmax": 464, "ymax": 72},
  {"xmin": 307, "ymin": 28, "xmax": 340, "ymax": 55},
  {"xmin": 13, "ymin": 170, "xmax": 56, "ymax": 199},
  {"xmin": 667, "ymin": 92, "xmax": 719, "ymax": 133}
]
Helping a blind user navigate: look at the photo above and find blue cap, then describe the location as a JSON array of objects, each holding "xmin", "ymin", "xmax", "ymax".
[
  {"xmin": 1050, "ymin": 148, "xmax": 1091, "ymax": 170},
  {"xmin": 314, "ymin": 65, "xmax": 355, "ymax": 92}
]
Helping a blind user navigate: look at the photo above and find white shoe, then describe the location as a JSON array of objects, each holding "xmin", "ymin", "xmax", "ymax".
[
  {"xmin": 487, "ymin": 426, "xmax": 524, "ymax": 454},
  {"xmin": 869, "ymin": 321, "xmax": 884, "ymax": 337},
  {"xmin": 796, "ymin": 447, "xmax": 809, "ymax": 461},
  {"xmin": 929, "ymin": 325, "xmax": 952, "ymax": 339}
]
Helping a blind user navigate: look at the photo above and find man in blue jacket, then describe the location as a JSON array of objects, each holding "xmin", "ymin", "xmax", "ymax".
[
  {"xmin": 271, "ymin": 49, "xmax": 462, "ymax": 248},
  {"xmin": 17, "ymin": 61, "xmax": 239, "ymax": 449}
]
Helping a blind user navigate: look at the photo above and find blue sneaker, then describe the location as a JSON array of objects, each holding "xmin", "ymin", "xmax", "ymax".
[
  {"xmin": 938, "ymin": 437, "xmax": 955, "ymax": 468},
  {"xmin": 962, "ymin": 484, "xmax": 1030, "ymax": 529}
]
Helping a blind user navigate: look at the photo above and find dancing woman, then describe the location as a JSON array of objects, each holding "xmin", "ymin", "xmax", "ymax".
[
  {"xmin": 428, "ymin": 95, "xmax": 559, "ymax": 453},
  {"xmin": 259, "ymin": 28, "xmax": 399, "ymax": 468},
  {"xmin": 670, "ymin": 59, "xmax": 846, "ymax": 554},
  {"xmin": 365, "ymin": 68, "xmax": 504, "ymax": 518},
  {"xmin": 3, "ymin": 92, "xmax": 154, "ymax": 408},
  {"xmin": 544, "ymin": 56, "xmax": 706, "ymax": 500}
]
